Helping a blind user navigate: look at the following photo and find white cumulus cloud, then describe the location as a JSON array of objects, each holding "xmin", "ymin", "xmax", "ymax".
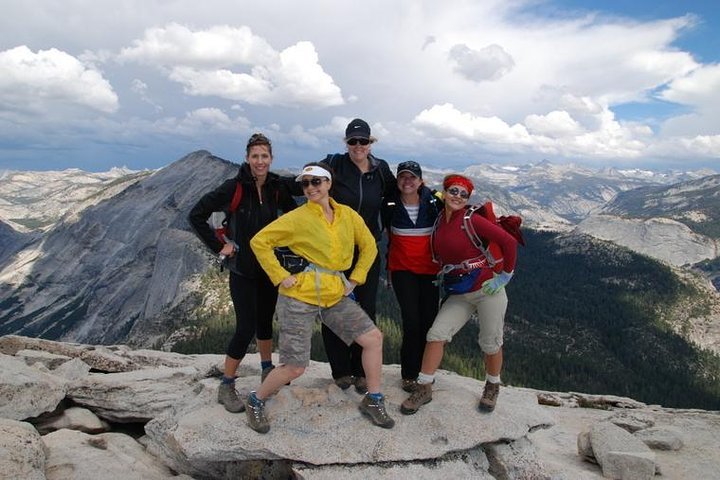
[
  {"xmin": 118, "ymin": 23, "xmax": 343, "ymax": 108},
  {"xmin": 0, "ymin": 45, "xmax": 118, "ymax": 115}
]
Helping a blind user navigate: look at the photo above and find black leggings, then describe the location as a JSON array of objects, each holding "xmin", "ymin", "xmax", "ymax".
[
  {"xmin": 390, "ymin": 270, "xmax": 439, "ymax": 380},
  {"xmin": 226, "ymin": 271, "xmax": 278, "ymax": 360},
  {"xmin": 321, "ymin": 255, "xmax": 380, "ymax": 379}
]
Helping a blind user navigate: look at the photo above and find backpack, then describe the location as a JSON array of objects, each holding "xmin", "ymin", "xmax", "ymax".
[
  {"xmin": 431, "ymin": 200, "xmax": 525, "ymax": 270},
  {"xmin": 212, "ymin": 181, "xmax": 244, "ymax": 243}
]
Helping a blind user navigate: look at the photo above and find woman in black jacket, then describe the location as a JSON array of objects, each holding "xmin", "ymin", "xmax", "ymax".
[
  {"xmin": 188, "ymin": 133, "xmax": 296, "ymax": 413},
  {"xmin": 321, "ymin": 118, "xmax": 397, "ymax": 392}
]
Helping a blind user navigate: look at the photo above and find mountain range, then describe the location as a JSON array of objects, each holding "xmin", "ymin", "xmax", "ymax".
[{"xmin": 1, "ymin": 151, "xmax": 719, "ymax": 409}]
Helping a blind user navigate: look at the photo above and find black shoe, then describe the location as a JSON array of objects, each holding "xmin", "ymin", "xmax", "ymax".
[
  {"xmin": 334, "ymin": 375, "xmax": 354, "ymax": 390},
  {"xmin": 354, "ymin": 376, "xmax": 368, "ymax": 394}
]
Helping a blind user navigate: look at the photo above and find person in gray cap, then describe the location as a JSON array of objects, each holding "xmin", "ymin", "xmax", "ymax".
[{"xmin": 320, "ymin": 118, "xmax": 397, "ymax": 394}]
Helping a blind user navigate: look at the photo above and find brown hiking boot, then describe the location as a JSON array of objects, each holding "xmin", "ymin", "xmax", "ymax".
[
  {"xmin": 334, "ymin": 375, "xmax": 354, "ymax": 390},
  {"xmin": 400, "ymin": 382, "xmax": 432, "ymax": 415},
  {"xmin": 478, "ymin": 381, "xmax": 500, "ymax": 412},
  {"xmin": 401, "ymin": 378, "xmax": 419, "ymax": 393},
  {"xmin": 217, "ymin": 382, "xmax": 245, "ymax": 413},
  {"xmin": 359, "ymin": 395, "xmax": 395, "ymax": 429},
  {"xmin": 245, "ymin": 392, "xmax": 270, "ymax": 433},
  {"xmin": 354, "ymin": 376, "xmax": 368, "ymax": 394}
]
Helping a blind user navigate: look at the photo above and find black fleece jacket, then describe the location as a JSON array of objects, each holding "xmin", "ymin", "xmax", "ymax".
[{"xmin": 188, "ymin": 163, "xmax": 297, "ymax": 277}]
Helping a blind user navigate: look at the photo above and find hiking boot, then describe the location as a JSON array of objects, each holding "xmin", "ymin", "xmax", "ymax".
[
  {"xmin": 245, "ymin": 392, "xmax": 270, "ymax": 433},
  {"xmin": 354, "ymin": 376, "xmax": 368, "ymax": 394},
  {"xmin": 400, "ymin": 382, "xmax": 432, "ymax": 415},
  {"xmin": 217, "ymin": 382, "xmax": 245, "ymax": 413},
  {"xmin": 334, "ymin": 375, "xmax": 354, "ymax": 390},
  {"xmin": 401, "ymin": 378, "xmax": 419, "ymax": 393},
  {"xmin": 359, "ymin": 395, "xmax": 395, "ymax": 429},
  {"xmin": 261, "ymin": 365, "xmax": 274, "ymax": 383},
  {"xmin": 478, "ymin": 381, "xmax": 500, "ymax": 412}
]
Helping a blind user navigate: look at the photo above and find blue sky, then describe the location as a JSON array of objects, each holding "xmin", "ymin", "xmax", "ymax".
[{"xmin": 1, "ymin": 0, "xmax": 719, "ymax": 173}]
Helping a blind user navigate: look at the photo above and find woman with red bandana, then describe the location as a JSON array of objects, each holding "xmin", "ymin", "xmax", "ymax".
[{"xmin": 400, "ymin": 173, "xmax": 517, "ymax": 414}]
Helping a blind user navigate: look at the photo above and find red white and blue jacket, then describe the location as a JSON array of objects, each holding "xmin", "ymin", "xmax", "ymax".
[{"xmin": 381, "ymin": 186, "xmax": 442, "ymax": 275}]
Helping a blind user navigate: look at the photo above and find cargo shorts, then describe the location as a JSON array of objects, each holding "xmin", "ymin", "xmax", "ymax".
[
  {"xmin": 275, "ymin": 294, "xmax": 376, "ymax": 367},
  {"xmin": 426, "ymin": 288, "xmax": 508, "ymax": 354}
]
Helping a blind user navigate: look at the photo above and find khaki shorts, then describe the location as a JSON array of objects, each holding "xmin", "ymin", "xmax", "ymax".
[
  {"xmin": 426, "ymin": 288, "xmax": 508, "ymax": 354},
  {"xmin": 275, "ymin": 294, "xmax": 376, "ymax": 367}
]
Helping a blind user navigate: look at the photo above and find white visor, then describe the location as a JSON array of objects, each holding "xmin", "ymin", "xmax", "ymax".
[{"xmin": 295, "ymin": 165, "xmax": 332, "ymax": 182}]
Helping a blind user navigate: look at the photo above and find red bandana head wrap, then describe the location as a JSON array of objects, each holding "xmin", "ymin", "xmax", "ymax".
[{"xmin": 442, "ymin": 174, "xmax": 474, "ymax": 194}]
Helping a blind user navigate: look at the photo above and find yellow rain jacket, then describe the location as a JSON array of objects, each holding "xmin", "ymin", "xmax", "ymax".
[{"xmin": 250, "ymin": 198, "xmax": 377, "ymax": 307}]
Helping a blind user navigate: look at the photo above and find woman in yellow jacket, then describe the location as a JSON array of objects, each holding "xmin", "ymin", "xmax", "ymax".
[{"xmin": 246, "ymin": 162, "xmax": 395, "ymax": 433}]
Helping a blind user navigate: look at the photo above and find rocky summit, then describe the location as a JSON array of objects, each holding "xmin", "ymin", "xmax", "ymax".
[{"xmin": 1, "ymin": 335, "xmax": 718, "ymax": 480}]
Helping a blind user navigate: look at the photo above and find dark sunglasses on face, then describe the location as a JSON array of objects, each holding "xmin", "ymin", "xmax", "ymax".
[
  {"xmin": 300, "ymin": 177, "xmax": 328, "ymax": 188},
  {"xmin": 446, "ymin": 187, "xmax": 470, "ymax": 199},
  {"xmin": 346, "ymin": 137, "xmax": 371, "ymax": 146}
]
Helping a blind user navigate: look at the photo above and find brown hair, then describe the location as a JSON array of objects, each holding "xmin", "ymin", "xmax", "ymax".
[{"xmin": 246, "ymin": 132, "xmax": 272, "ymax": 157}]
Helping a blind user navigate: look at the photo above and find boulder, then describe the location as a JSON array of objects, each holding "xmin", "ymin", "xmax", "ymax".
[
  {"xmin": 589, "ymin": 421, "xmax": 656, "ymax": 480},
  {"xmin": 15, "ymin": 349, "xmax": 72, "ymax": 369},
  {"xmin": 43, "ymin": 429, "xmax": 193, "ymax": 480},
  {"xmin": 0, "ymin": 353, "xmax": 66, "ymax": 420},
  {"xmin": 67, "ymin": 366, "xmax": 203, "ymax": 422},
  {"xmin": 634, "ymin": 427, "xmax": 684, "ymax": 451},
  {"xmin": 0, "ymin": 418, "xmax": 47, "ymax": 480},
  {"xmin": 144, "ymin": 363, "xmax": 554, "ymax": 478},
  {"xmin": 33, "ymin": 407, "xmax": 111, "ymax": 435}
]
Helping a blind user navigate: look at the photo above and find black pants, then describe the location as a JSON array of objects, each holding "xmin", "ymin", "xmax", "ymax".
[
  {"xmin": 391, "ymin": 270, "xmax": 439, "ymax": 380},
  {"xmin": 226, "ymin": 271, "xmax": 277, "ymax": 360},
  {"xmin": 322, "ymin": 255, "xmax": 380, "ymax": 379}
]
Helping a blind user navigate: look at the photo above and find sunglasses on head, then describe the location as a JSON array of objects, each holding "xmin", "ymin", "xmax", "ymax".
[
  {"xmin": 398, "ymin": 161, "xmax": 420, "ymax": 170},
  {"xmin": 446, "ymin": 187, "xmax": 470, "ymax": 199},
  {"xmin": 346, "ymin": 137, "xmax": 370, "ymax": 146},
  {"xmin": 300, "ymin": 177, "xmax": 328, "ymax": 188}
]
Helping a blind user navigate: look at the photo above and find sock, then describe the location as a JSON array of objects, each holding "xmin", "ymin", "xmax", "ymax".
[
  {"xmin": 486, "ymin": 373, "xmax": 501, "ymax": 384},
  {"xmin": 417, "ymin": 372, "xmax": 435, "ymax": 385},
  {"xmin": 249, "ymin": 391, "xmax": 264, "ymax": 405},
  {"xmin": 261, "ymin": 360, "xmax": 273, "ymax": 370},
  {"xmin": 367, "ymin": 392, "xmax": 384, "ymax": 402},
  {"xmin": 221, "ymin": 375, "xmax": 236, "ymax": 385}
]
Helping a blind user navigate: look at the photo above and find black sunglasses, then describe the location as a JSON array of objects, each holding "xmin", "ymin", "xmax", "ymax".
[
  {"xmin": 398, "ymin": 161, "xmax": 420, "ymax": 170},
  {"xmin": 346, "ymin": 137, "xmax": 370, "ymax": 146},
  {"xmin": 446, "ymin": 187, "xmax": 470, "ymax": 199},
  {"xmin": 300, "ymin": 177, "xmax": 328, "ymax": 188}
]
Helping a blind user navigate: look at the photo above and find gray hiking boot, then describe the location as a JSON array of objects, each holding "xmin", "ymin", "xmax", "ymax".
[
  {"xmin": 354, "ymin": 376, "xmax": 368, "ymax": 394},
  {"xmin": 478, "ymin": 381, "xmax": 500, "ymax": 412},
  {"xmin": 245, "ymin": 392, "xmax": 270, "ymax": 433},
  {"xmin": 400, "ymin": 382, "xmax": 432, "ymax": 415},
  {"xmin": 261, "ymin": 365, "xmax": 274, "ymax": 383},
  {"xmin": 359, "ymin": 395, "xmax": 395, "ymax": 429},
  {"xmin": 217, "ymin": 382, "xmax": 245, "ymax": 413},
  {"xmin": 334, "ymin": 375, "xmax": 354, "ymax": 390}
]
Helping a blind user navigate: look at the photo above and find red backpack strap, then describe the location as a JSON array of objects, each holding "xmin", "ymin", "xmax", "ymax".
[{"xmin": 229, "ymin": 182, "xmax": 243, "ymax": 214}]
